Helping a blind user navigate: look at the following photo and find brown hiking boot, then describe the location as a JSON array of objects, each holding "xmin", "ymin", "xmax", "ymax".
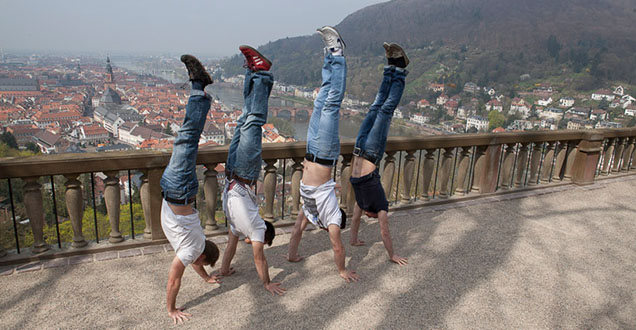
[{"xmin": 180, "ymin": 54, "xmax": 213, "ymax": 86}]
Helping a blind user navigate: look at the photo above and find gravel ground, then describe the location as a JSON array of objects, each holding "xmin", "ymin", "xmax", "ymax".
[{"xmin": 1, "ymin": 178, "xmax": 635, "ymax": 330}]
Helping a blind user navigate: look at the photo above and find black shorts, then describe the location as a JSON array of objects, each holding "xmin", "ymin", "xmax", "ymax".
[{"xmin": 350, "ymin": 170, "xmax": 389, "ymax": 214}]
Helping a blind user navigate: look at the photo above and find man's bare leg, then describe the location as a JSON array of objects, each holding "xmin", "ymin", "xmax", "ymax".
[
  {"xmin": 286, "ymin": 210, "xmax": 309, "ymax": 262},
  {"xmin": 327, "ymin": 224, "xmax": 359, "ymax": 282}
]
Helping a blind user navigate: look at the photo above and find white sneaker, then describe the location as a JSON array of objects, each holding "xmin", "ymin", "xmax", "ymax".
[{"xmin": 317, "ymin": 26, "xmax": 346, "ymax": 51}]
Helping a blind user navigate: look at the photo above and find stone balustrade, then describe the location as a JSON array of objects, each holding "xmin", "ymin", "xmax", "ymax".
[{"xmin": 1, "ymin": 128, "xmax": 635, "ymax": 260}]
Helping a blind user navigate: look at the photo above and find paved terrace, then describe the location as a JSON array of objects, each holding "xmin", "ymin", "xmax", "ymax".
[{"xmin": 1, "ymin": 175, "xmax": 635, "ymax": 329}]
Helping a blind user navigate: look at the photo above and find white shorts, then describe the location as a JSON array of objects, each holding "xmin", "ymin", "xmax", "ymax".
[
  {"xmin": 300, "ymin": 179, "xmax": 342, "ymax": 229},
  {"xmin": 222, "ymin": 179, "xmax": 266, "ymax": 243}
]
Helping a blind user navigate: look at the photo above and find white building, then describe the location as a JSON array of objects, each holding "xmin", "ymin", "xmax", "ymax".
[
  {"xmin": 537, "ymin": 97, "xmax": 553, "ymax": 107},
  {"xmin": 591, "ymin": 89, "xmax": 616, "ymax": 101},
  {"xmin": 410, "ymin": 113, "xmax": 429, "ymax": 125},
  {"xmin": 466, "ymin": 115, "xmax": 489, "ymax": 132}
]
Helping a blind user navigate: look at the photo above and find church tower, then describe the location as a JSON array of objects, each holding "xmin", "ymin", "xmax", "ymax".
[{"xmin": 105, "ymin": 56, "xmax": 114, "ymax": 89}]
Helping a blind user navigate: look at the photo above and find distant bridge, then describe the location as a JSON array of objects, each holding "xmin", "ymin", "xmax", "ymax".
[{"xmin": 269, "ymin": 107, "xmax": 312, "ymax": 120}]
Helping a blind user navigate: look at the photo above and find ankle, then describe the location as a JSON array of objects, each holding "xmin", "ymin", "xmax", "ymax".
[{"xmin": 192, "ymin": 81, "xmax": 205, "ymax": 91}]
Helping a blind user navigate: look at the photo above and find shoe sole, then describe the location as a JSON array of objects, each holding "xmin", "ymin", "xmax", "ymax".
[
  {"xmin": 180, "ymin": 54, "xmax": 213, "ymax": 85},
  {"xmin": 317, "ymin": 26, "xmax": 346, "ymax": 48},
  {"xmin": 239, "ymin": 45, "xmax": 272, "ymax": 70}
]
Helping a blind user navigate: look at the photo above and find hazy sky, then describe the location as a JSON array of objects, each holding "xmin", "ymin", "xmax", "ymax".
[{"xmin": 0, "ymin": 0, "xmax": 387, "ymax": 57}]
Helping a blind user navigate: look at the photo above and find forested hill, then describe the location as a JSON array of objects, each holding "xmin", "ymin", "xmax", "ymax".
[{"xmin": 222, "ymin": 0, "xmax": 636, "ymax": 102}]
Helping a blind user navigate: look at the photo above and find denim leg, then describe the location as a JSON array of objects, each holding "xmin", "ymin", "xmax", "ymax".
[
  {"xmin": 226, "ymin": 73, "xmax": 254, "ymax": 174},
  {"xmin": 231, "ymin": 70, "xmax": 274, "ymax": 181},
  {"xmin": 307, "ymin": 54, "xmax": 333, "ymax": 156},
  {"xmin": 362, "ymin": 67, "xmax": 407, "ymax": 159},
  {"xmin": 308, "ymin": 54, "xmax": 346, "ymax": 161},
  {"xmin": 160, "ymin": 89, "xmax": 211, "ymax": 201},
  {"xmin": 355, "ymin": 66, "xmax": 394, "ymax": 150}
]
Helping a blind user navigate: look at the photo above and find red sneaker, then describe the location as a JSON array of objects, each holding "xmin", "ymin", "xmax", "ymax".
[{"xmin": 239, "ymin": 45, "xmax": 272, "ymax": 72}]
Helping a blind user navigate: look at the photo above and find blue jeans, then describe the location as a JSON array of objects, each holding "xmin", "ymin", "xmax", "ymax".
[
  {"xmin": 226, "ymin": 70, "xmax": 274, "ymax": 181},
  {"xmin": 160, "ymin": 83, "xmax": 211, "ymax": 203},
  {"xmin": 354, "ymin": 65, "xmax": 407, "ymax": 165},
  {"xmin": 306, "ymin": 53, "xmax": 347, "ymax": 164}
]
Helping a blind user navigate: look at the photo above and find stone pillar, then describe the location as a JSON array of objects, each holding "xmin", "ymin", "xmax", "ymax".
[
  {"xmin": 64, "ymin": 174, "xmax": 87, "ymax": 248},
  {"xmin": 400, "ymin": 150, "xmax": 417, "ymax": 202},
  {"xmin": 0, "ymin": 245, "xmax": 5, "ymax": 258},
  {"xmin": 540, "ymin": 142, "xmax": 556, "ymax": 183},
  {"xmin": 381, "ymin": 151, "xmax": 396, "ymax": 200},
  {"xmin": 478, "ymin": 144, "xmax": 503, "ymax": 194},
  {"xmin": 470, "ymin": 146, "xmax": 487, "ymax": 192},
  {"xmin": 621, "ymin": 138, "xmax": 635, "ymax": 172},
  {"xmin": 454, "ymin": 147, "xmax": 472, "ymax": 195},
  {"xmin": 139, "ymin": 171, "xmax": 152, "ymax": 239},
  {"xmin": 23, "ymin": 177, "xmax": 48, "ymax": 253},
  {"xmin": 339, "ymin": 155, "xmax": 353, "ymax": 209},
  {"xmin": 419, "ymin": 149, "xmax": 436, "ymax": 200},
  {"xmin": 104, "ymin": 171, "xmax": 124, "ymax": 243},
  {"xmin": 601, "ymin": 138, "xmax": 615, "ymax": 175},
  {"xmin": 528, "ymin": 142, "xmax": 543, "ymax": 185},
  {"xmin": 611, "ymin": 138, "xmax": 625, "ymax": 173},
  {"xmin": 203, "ymin": 163, "xmax": 219, "ymax": 232},
  {"xmin": 563, "ymin": 141, "xmax": 578, "ymax": 180},
  {"xmin": 552, "ymin": 141, "xmax": 567, "ymax": 180},
  {"xmin": 263, "ymin": 159, "xmax": 277, "ymax": 222},
  {"xmin": 572, "ymin": 132, "xmax": 604, "ymax": 185},
  {"xmin": 290, "ymin": 157, "xmax": 303, "ymax": 217},
  {"xmin": 437, "ymin": 148, "xmax": 454, "ymax": 198},
  {"xmin": 514, "ymin": 143, "xmax": 530, "ymax": 187},
  {"xmin": 500, "ymin": 144, "xmax": 516, "ymax": 189},
  {"xmin": 148, "ymin": 168, "xmax": 165, "ymax": 240}
]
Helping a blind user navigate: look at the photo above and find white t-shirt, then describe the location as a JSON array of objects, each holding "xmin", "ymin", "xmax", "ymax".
[
  {"xmin": 222, "ymin": 180, "xmax": 266, "ymax": 243},
  {"xmin": 161, "ymin": 199, "xmax": 205, "ymax": 267},
  {"xmin": 300, "ymin": 179, "xmax": 342, "ymax": 229}
]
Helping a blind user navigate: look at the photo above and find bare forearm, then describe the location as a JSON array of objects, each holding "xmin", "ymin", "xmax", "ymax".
[
  {"xmin": 221, "ymin": 236, "xmax": 238, "ymax": 273},
  {"xmin": 166, "ymin": 280, "xmax": 181, "ymax": 312},
  {"xmin": 333, "ymin": 245, "xmax": 346, "ymax": 273},
  {"xmin": 254, "ymin": 257, "xmax": 271, "ymax": 285},
  {"xmin": 287, "ymin": 213, "xmax": 305, "ymax": 257},
  {"xmin": 191, "ymin": 264, "xmax": 209, "ymax": 281},
  {"xmin": 379, "ymin": 212, "xmax": 395, "ymax": 257}
]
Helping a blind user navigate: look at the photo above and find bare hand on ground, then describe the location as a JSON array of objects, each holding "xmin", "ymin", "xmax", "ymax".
[
  {"xmin": 217, "ymin": 267, "xmax": 236, "ymax": 277},
  {"xmin": 390, "ymin": 255, "xmax": 408, "ymax": 266},
  {"xmin": 339, "ymin": 270, "xmax": 360, "ymax": 282},
  {"xmin": 206, "ymin": 274, "xmax": 222, "ymax": 284},
  {"xmin": 265, "ymin": 282, "xmax": 287, "ymax": 296},
  {"xmin": 284, "ymin": 254, "xmax": 304, "ymax": 262},
  {"xmin": 350, "ymin": 239, "xmax": 365, "ymax": 246},
  {"xmin": 168, "ymin": 308, "xmax": 191, "ymax": 325}
]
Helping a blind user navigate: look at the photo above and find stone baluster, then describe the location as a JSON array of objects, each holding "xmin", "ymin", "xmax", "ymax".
[
  {"xmin": 611, "ymin": 138, "xmax": 625, "ymax": 173},
  {"xmin": 514, "ymin": 143, "xmax": 530, "ymax": 187},
  {"xmin": 563, "ymin": 141, "xmax": 578, "ymax": 180},
  {"xmin": 601, "ymin": 138, "xmax": 615, "ymax": 175},
  {"xmin": 470, "ymin": 146, "xmax": 487, "ymax": 192},
  {"xmin": 290, "ymin": 157, "xmax": 303, "ymax": 217},
  {"xmin": 203, "ymin": 163, "xmax": 219, "ymax": 232},
  {"xmin": 23, "ymin": 177, "xmax": 48, "ymax": 253},
  {"xmin": 528, "ymin": 142, "xmax": 544, "ymax": 185},
  {"xmin": 552, "ymin": 141, "xmax": 567, "ymax": 180},
  {"xmin": 454, "ymin": 147, "xmax": 472, "ymax": 195},
  {"xmin": 571, "ymin": 132, "xmax": 603, "ymax": 185},
  {"xmin": 139, "ymin": 171, "xmax": 152, "ymax": 239},
  {"xmin": 500, "ymin": 144, "xmax": 516, "ymax": 189},
  {"xmin": 0, "ymin": 245, "xmax": 5, "ymax": 258},
  {"xmin": 540, "ymin": 142, "xmax": 556, "ymax": 183},
  {"xmin": 104, "ymin": 171, "xmax": 124, "ymax": 243},
  {"xmin": 263, "ymin": 159, "xmax": 277, "ymax": 222},
  {"xmin": 381, "ymin": 151, "xmax": 396, "ymax": 200},
  {"xmin": 339, "ymin": 155, "xmax": 353, "ymax": 209},
  {"xmin": 621, "ymin": 138, "xmax": 635, "ymax": 172},
  {"xmin": 437, "ymin": 148, "xmax": 454, "ymax": 198},
  {"xmin": 400, "ymin": 150, "xmax": 417, "ymax": 202},
  {"xmin": 64, "ymin": 174, "xmax": 87, "ymax": 248},
  {"xmin": 419, "ymin": 149, "xmax": 436, "ymax": 200}
]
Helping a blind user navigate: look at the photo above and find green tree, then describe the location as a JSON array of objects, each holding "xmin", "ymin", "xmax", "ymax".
[
  {"xmin": 488, "ymin": 110, "xmax": 505, "ymax": 130},
  {"xmin": 267, "ymin": 117, "xmax": 296, "ymax": 137},
  {"xmin": 164, "ymin": 125, "xmax": 173, "ymax": 136},
  {"xmin": 25, "ymin": 142, "xmax": 40, "ymax": 153},
  {"xmin": 1, "ymin": 132, "xmax": 18, "ymax": 149}
]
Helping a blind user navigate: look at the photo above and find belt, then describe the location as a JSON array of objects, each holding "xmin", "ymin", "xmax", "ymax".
[
  {"xmin": 226, "ymin": 171, "xmax": 256, "ymax": 186},
  {"xmin": 353, "ymin": 147, "xmax": 381, "ymax": 166},
  {"xmin": 305, "ymin": 153, "xmax": 337, "ymax": 166},
  {"xmin": 163, "ymin": 194, "xmax": 196, "ymax": 205}
]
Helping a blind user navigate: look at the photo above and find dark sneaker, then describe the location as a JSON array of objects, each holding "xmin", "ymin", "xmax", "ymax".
[
  {"xmin": 388, "ymin": 43, "xmax": 409, "ymax": 68},
  {"xmin": 239, "ymin": 45, "xmax": 272, "ymax": 71},
  {"xmin": 180, "ymin": 54, "xmax": 213, "ymax": 86},
  {"xmin": 340, "ymin": 208, "xmax": 347, "ymax": 229},
  {"xmin": 317, "ymin": 26, "xmax": 346, "ymax": 50}
]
